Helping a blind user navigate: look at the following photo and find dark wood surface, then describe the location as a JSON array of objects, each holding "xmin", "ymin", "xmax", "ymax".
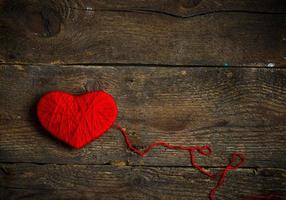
[
  {"xmin": 0, "ymin": 65, "xmax": 286, "ymax": 168},
  {"xmin": 0, "ymin": 0, "xmax": 285, "ymax": 66},
  {"xmin": 1, "ymin": 65, "xmax": 286, "ymax": 199},
  {"xmin": 1, "ymin": 0, "xmax": 286, "ymax": 200},
  {"xmin": 1, "ymin": 164, "xmax": 285, "ymax": 200}
]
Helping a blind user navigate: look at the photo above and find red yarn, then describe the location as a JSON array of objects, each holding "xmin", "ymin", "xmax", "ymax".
[
  {"xmin": 115, "ymin": 124, "xmax": 244, "ymax": 200},
  {"xmin": 37, "ymin": 91, "xmax": 245, "ymax": 200},
  {"xmin": 37, "ymin": 91, "xmax": 118, "ymax": 148}
]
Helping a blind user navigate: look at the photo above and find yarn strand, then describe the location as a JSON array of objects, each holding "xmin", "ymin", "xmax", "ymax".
[{"xmin": 115, "ymin": 124, "xmax": 244, "ymax": 200}]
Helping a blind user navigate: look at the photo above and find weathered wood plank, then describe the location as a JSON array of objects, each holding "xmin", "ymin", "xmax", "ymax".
[
  {"xmin": 0, "ymin": 164, "xmax": 285, "ymax": 200},
  {"xmin": 0, "ymin": 0, "xmax": 285, "ymax": 66},
  {"xmin": 0, "ymin": 65, "xmax": 285, "ymax": 167},
  {"xmin": 61, "ymin": 0, "xmax": 286, "ymax": 15}
]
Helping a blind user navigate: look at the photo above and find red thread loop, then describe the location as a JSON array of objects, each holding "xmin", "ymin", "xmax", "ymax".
[
  {"xmin": 115, "ymin": 124, "xmax": 244, "ymax": 200},
  {"xmin": 209, "ymin": 153, "xmax": 245, "ymax": 200},
  {"xmin": 229, "ymin": 153, "xmax": 244, "ymax": 169},
  {"xmin": 197, "ymin": 146, "xmax": 212, "ymax": 156}
]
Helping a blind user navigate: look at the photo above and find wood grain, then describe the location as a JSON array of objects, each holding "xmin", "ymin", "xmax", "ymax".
[
  {"xmin": 0, "ymin": 0, "xmax": 285, "ymax": 66},
  {"xmin": 1, "ymin": 1, "xmax": 285, "ymax": 199},
  {"xmin": 1, "ymin": 163, "xmax": 285, "ymax": 200},
  {"xmin": 0, "ymin": 65, "xmax": 285, "ymax": 168}
]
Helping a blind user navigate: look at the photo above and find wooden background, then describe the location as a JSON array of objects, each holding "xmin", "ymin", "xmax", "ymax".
[{"xmin": 0, "ymin": 0, "xmax": 286, "ymax": 199}]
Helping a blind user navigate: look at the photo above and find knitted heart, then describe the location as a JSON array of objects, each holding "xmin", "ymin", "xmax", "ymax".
[{"xmin": 37, "ymin": 91, "xmax": 118, "ymax": 148}]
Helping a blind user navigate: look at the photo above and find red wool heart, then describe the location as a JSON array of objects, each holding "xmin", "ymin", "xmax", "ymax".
[
  {"xmin": 37, "ymin": 91, "xmax": 118, "ymax": 148},
  {"xmin": 36, "ymin": 90, "xmax": 245, "ymax": 200}
]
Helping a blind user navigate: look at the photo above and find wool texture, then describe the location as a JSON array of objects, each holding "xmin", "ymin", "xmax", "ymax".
[
  {"xmin": 37, "ymin": 90, "xmax": 118, "ymax": 148},
  {"xmin": 37, "ymin": 90, "xmax": 245, "ymax": 200}
]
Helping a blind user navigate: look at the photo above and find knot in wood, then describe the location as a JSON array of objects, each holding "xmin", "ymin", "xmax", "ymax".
[
  {"xmin": 178, "ymin": 0, "xmax": 202, "ymax": 10},
  {"xmin": 1, "ymin": 0, "xmax": 62, "ymax": 37}
]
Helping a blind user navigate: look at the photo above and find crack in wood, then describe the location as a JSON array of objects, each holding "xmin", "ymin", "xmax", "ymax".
[{"xmin": 65, "ymin": 7, "xmax": 286, "ymax": 19}]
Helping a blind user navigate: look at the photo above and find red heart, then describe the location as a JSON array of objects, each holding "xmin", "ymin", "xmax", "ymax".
[{"xmin": 37, "ymin": 91, "xmax": 118, "ymax": 148}]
